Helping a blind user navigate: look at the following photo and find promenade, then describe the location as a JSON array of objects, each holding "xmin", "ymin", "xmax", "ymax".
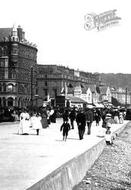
[{"xmin": 0, "ymin": 119, "xmax": 128, "ymax": 190}]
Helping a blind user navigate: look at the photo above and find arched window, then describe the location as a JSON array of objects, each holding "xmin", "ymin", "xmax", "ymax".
[
  {"xmin": 3, "ymin": 97, "xmax": 6, "ymax": 107},
  {"xmin": 9, "ymin": 68, "xmax": 16, "ymax": 79},
  {"xmin": 0, "ymin": 83, "xmax": 2, "ymax": 92},
  {"xmin": 0, "ymin": 47, "xmax": 3, "ymax": 57},
  {"xmin": 0, "ymin": 98, "xmax": 1, "ymax": 107},
  {"xmin": 3, "ymin": 46, "xmax": 7, "ymax": 56},
  {"xmin": 7, "ymin": 83, "xmax": 14, "ymax": 92},
  {"xmin": 7, "ymin": 97, "xmax": 14, "ymax": 107},
  {"xmin": 3, "ymin": 83, "xmax": 6, "ymax": 92},
  {"xmin": 18, "ymin": 98, "xmax": 21, "ymax": 108}
]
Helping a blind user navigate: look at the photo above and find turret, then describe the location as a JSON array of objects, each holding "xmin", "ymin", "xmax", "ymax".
[
  {"xmin": 11, "ymin": 25, "xmax": 18, "ymax": 41},
  {"xmin": 10, "ymin": 25, "xmax": 18, "ymax": 64}
]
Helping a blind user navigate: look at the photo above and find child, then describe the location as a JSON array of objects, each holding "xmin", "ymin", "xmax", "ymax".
[
  {"xmin": 60, "ymin": 120, "xmax": 70, "ymax": 141},
  {"xmin": 105, "ymin": 123, "xmax": 113, "ymax": 145},
  {"xmin": 119, "ymin": 112, "xmax": 124, "ymax": 124},
  {"xmin": 30, "ymin": 112, "xmax": 42, "ymax": 135}
]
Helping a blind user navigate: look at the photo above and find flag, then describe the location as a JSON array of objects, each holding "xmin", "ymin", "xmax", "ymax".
[
  {"xmin": 47, "ymin": 93, "xmax": 50, "ymax": 102},
  {"xmin": 61, "ymin": 87, "xmax": 65, "ymax": 94}
]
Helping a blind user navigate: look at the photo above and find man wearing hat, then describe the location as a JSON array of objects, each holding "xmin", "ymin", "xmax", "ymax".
[
  {"xmin": 85, "ymin": 108, "xmax": 94, "ymax": 135},
  {"xmin": 76, "ymin": 108, "xmax": 86, "ymax": 140}
]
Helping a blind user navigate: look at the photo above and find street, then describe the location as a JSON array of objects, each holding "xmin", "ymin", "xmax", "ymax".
[{"xmin": 0, "ymin": 119, "xmax": 128, "ymax": 190}]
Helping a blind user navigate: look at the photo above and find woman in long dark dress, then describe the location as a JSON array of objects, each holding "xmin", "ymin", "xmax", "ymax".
[{"xmin": 40, "ymin": 107, "xmax": 48, "ymax": 128}]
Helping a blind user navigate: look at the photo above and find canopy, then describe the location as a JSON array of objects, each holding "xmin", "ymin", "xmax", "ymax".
[
  {"xmin": 87, "ymin": 104, "xmax": 94, "ymax": 109},
  {"xmin": 94, "ymin": 103, "xmax": 104, "ymax": 108}
]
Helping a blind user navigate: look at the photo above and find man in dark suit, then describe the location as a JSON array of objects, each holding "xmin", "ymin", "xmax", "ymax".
[
  {"xmin": 85, "ymin": 108, "xmax": 94, "ymax": 135},
  {"xmin": 76, "ymin": 108, "xmax": 86, "ymax": 140},
  {"xmin": 69, "ymin": 107, "xmax": 76, "ymax": 129}
]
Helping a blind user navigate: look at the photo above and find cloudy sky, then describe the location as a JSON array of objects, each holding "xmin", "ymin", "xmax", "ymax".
[{"xmin": 1, "ymin": 0, "xmax": 131, "ymax": 73}]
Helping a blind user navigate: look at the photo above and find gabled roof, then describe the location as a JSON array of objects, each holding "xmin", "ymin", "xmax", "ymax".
[
  {"xmin": 81, "ymin": 88, "xmax": 87, "ymax": 94},
  {"xmin": 87, "ymin": 85, "xmax": 96, "ymax": 93},
  {"xmin": 67, "ymin": 88, "xmax": 74, "ymax": 94},
  {"xmin": 0, "ymin": 28, "xmax": 12, "ymax": 41},
  {"xmin": 99, "ymin": 86, "xmax": 108, "ymax": 94},
  {"xmin": 80, "ymin": 85, "xmax": 97, "ymax": 94}
]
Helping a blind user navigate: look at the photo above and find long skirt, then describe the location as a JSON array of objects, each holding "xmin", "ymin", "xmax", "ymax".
[
  {"xmin": 18, "ymin": 119, "xmax": 30, "ymax": 134},
  {"xmin": 41, "ymin": 117, "xmax": 48, "ymax": 128},
  {"xmin": 114, "ymin": 116, "xmax": 119, "ymax": 124}
]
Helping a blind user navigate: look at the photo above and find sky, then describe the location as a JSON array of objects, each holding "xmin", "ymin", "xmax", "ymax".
[{"xmin": 0, "ymin": 0, "xmax": 131, "ymax": 73}]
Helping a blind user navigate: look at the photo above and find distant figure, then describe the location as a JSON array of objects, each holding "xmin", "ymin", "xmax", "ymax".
[
  {"xmin": 47, "ymin": 107, "xmax": 51, "ymax": 125},
  {"xmin": 18, "ymin": 108, "xmax": 30, "ymax": 135},
  {"xmin": 60, "ymin": 120, "xmax": 70, "ymax": 141},
  {"xmin": 40, "ymin": 107, "xmax": 48, "ymax": 128},
  {"xmin": 62, "ymin": 109, "xmax": 69, "ymax": 122},
  {"xmin": 105, "ymin": 123, "xmax": 113, "ymax": 145},
  {"xmin": 94, "ymin": 110, "xmax": 101, "ymax": 126},
  {"xmin": 113, "ymin": 109, "xmax": 119, "ymax": 124},
  {"xmin": 103, "ymin": 111, "xmax": 112, "ymax": 128},
  {"xmin": 50, "ymin": 108, "xmax": 57, "ymax": 123},
  {"xmin": 85, "ymin": 108, "xmax": 94, "ymax": 135},
  {"xmin": 76, "ymin": 109, "xmax": 86, "ymax": 140},
  {"xmin": 119, "ymin": 112, "xmax": 124, "ymax": 124},
  {"xmin": 69, "ymin": 107, "xmax": 76, "ymax": 129},
  {"xmin": 30, "ymin": 112, "xmax": 42, "ymax": 135}
]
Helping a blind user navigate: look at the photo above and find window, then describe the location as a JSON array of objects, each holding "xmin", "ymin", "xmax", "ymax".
[
  {"xmin": 45, "ymin": 81, "xmax": 47, "ymax": 86},
  {"xmin": 3, "ymin": 83, "xmax": 6, "ymax": 92},
  {"xmin": 7, "ymin": 84, "xmax": 14, "ymax": 92},
  {"xmin": 7, "ymin": 97, "xmax": 14, "ymax": 107},
  {"xmin": 53, "ymin": 89, "xmax": 57, "ymax": 97},
  {"xmin": 3, "ymin": 46, "xmax": 7, "ymax": 56},
  {"xmin": 0, "ymin": 47, "xmax": 3, "ymax": 57},
  {"xmin": 0, "ymin": 98, "xmax": 1, "ymax": 107},
  {"xmin": 8, "ymin": 68, "xmax": 17, "ymax": 79},
  {"xmin": 44, "ymin": 89, "xmax": 48, "ymax": 96},
  {"xmin": 0, "ymin": 58, "xmax": 5, "ymax": 67},
  {"xmin": 3, "ymin": 97, "xmax": 6, "ymax": 107},
  {"xmin": 0, "ymin": 83, "xmax": 2, "ymax": 91}
]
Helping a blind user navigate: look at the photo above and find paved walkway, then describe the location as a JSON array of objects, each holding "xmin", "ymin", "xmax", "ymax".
[{"xmin": 0, "ymin": 119, "xmax": 128, "ymax": 190}]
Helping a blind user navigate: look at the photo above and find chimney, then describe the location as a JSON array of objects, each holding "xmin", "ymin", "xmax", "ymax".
[{"xmin": 17, "ymin": 25, "xmax": 23, "ymax": 42}]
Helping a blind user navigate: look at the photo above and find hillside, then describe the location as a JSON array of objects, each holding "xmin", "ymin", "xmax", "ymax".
[{"xmin": 100, "ymin": 73, "xmax": 131, "ymax": 91}]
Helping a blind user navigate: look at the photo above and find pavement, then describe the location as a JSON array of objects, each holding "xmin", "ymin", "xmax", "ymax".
[{"xmin": 0, "ymin": 119, "xmax": 128, "ymax": 190}]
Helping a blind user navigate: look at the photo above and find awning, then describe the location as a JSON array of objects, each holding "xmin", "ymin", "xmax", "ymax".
[
  {"xmin": 87, "ymin": 104, "xmax": 94, "ymax": 109},
  {"xmin": 94, "ymin": 103, "xmax": 104, "ymax": 108},
  {"xmin": 66, "ymin": 95, "xmax": 87, "ymax": 103}
]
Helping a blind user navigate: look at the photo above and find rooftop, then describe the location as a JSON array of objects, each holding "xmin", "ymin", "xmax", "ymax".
[{"xmin": 0, "ymin": 28, "xmax": 12, "ymax": 41}]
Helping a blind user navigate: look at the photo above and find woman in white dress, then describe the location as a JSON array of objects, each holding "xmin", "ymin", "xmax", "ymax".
[
  {"xmin": 30, "ymin": 112, "xmax": 42, "ymax": 135},
  {"xmin": 18, "ymin": 109, "xmax": 30, "ymax": 135}
]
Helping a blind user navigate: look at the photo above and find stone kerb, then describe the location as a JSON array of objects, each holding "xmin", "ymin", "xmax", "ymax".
[
  {"xmin": 27, "ymin": 122, "xmax": 128, "ymax": 190},
  {"xmin": 27, "ymin": 139, "xmax": 105, "ymax": 190},
  {"xmin": 111, "ymin": 122, "xmax": 129, "ymax": 139}
]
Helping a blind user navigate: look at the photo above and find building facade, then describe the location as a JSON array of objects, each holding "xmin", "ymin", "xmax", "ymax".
[
  {"xmin": 2, "ymin": 26, "xmax": 128, "ymax": 109},
  {"xmin": 36, "ymin": 64, "xmax": 101, "ymax": 107},
  {"xmin": 99, "ymin": 86, "xmax": 112, "ymax": 103},
  {"xmin": 0, "ymin": 26, "xmax": 37, "ymax": 108},
  {"xmin": 111, "ymin": 87, "xmax": 131, "ymax": 106}
]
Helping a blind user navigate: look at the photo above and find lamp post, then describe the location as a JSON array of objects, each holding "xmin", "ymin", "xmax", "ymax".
[
  {"xmin": 34, "ymin": 94, "xmax": 39, "ymax": 106},
  {"xmin": 125, "ymin": 87, "xmax": 128, "ymax": 108},
  {"xmin": 30, "ymin": 66, "xmax": 33, "ymax": 107}
]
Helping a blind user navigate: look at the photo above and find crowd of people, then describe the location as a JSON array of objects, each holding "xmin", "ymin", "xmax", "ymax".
[
  {"xmin": 18, "ymin": 106, "xmax": 57, "ymax": 135},
  {"xmin": 0, "ymin": 105, "xmax": 126, "ymax": 144},
  {"xmin": 60, "ymin": 106, "xmax": 125, "ymax": 142}
]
